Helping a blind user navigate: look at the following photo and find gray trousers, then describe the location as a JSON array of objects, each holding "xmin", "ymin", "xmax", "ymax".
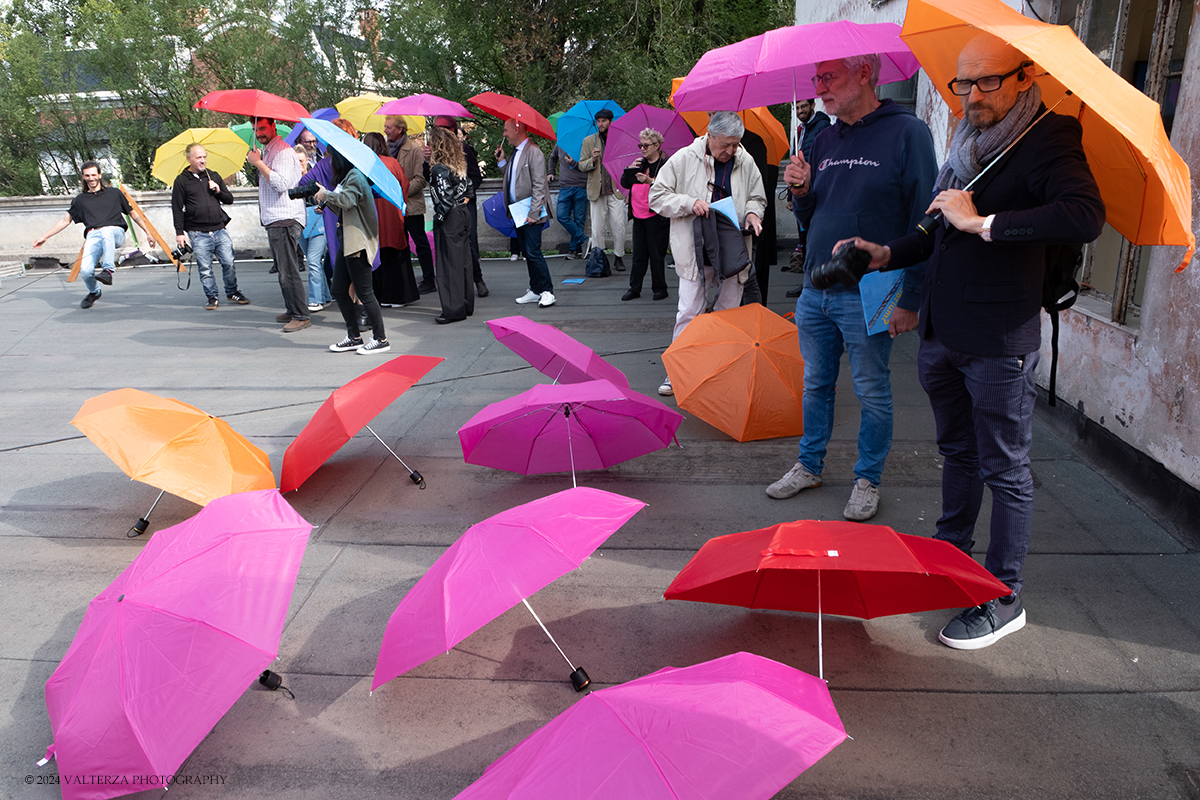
[{"xmin": 267, "ymin": 223, "xmax": 308, "ymax": 320}]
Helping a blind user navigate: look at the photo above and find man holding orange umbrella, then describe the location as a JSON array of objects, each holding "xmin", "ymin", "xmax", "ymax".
[{"xmin": 844, "ymin": 34, "xmax": 1105, "ymax": 650}]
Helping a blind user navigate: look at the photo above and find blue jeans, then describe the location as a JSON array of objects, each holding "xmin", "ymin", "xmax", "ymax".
[
  {"xmin": 189, "ymin": 228, "xmax": 238, "ymax": 299},
  {"xmin": 556, "ymin": 186, "xmax": 588, "ymax": 252},
  {"xmin": 919, "ymin": 334, "xmax": 1038, "ymax": 593},
  {"xmin": 80, "ymin": 226, "xmax": 125, "ymax": 293},
  {"xmin": 517, "ymin": 221, "xmax": 553, "ymax": 295},
  {"xmin": 300, "ymin": 233, "xmax": 331, "ymax": 304},
  {"xmin": 795, "ymin": 286, "xmax": 895, "ymax": 486}
]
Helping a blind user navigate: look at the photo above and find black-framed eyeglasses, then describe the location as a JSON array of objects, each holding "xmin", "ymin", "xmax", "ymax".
[
  {"xmin": 947, "ymin": 62, "xmax": 1033, "ymax": 96},
  {"xmin": 810, "ymin": 71, "xmax": 838, "ymax": 90}
]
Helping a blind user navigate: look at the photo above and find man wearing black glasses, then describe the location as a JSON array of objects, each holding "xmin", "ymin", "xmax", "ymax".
[
  {"xmin": 839, "ymin": 34, "xmax": 1104, "ymax": 651},
  {"xmin": 768, "ymin": 53, "xmax": 937, "ymax": 525}
]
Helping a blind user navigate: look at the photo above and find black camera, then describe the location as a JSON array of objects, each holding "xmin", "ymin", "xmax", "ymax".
[
  {"xmin": 810, "ymin": 242, "xmax": 871, "ymax": 290},
  {"xmin": 170, "ymin": 242, "xmax": 193, "ymax": 263},
  {"xmin": 288, "ymin": 183, "xmax": 320, "ymax": 201}
]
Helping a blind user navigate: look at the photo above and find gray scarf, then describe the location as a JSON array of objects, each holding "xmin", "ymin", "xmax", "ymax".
[{"xmin": 935, "ymin": 81, "xmax": 1042, "ymax": 193}]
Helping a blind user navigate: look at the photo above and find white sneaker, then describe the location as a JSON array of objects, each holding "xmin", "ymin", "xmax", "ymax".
[
  {"xmin": 510, "ymin": 253, "xmax": 521, "ymax": 261},
  {"xmin": 843, "ymin": 478, "xmax": 880, "ymax": 521},
  {"xmin": 516, "ymin": 290, "xmax": 540, "ymax": 304},
  {"xmin": 307, "ymin": 302, "xmax": 325, "ymax": 312},
  {"xmin": 658, "ymin": 377, "xmax": 673, "ymax": 396},
  {"xmin": 538, "ymin": 291, "xmax": 556, "ymax": 307}
]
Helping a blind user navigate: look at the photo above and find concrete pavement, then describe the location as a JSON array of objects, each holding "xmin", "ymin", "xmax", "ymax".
[{"xmin": 2, "ymin": 256, "xmax": 1198, "ymax": 799}]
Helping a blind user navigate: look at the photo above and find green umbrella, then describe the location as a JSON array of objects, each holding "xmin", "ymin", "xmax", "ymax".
[
  {"xmin": 230, "ymin": 121, "xmax": 292, "ymax": 150},
  {"xmin": 549, "ymin": 112, "xmax": 564, "ymax": 134}
]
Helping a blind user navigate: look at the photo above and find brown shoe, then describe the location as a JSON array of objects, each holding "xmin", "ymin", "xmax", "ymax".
[
  {"xmin": 282, "ymin": 319, "xmax": 311, "ymax": 333},
  {"xmin": 276, "ymin": 312, "xmax": 293, "ymax": 323}
]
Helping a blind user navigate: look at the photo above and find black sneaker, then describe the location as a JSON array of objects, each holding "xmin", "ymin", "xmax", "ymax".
[
  {"xmin": 417, "ymin": 281, "xmax": 436, "ymax": 295},
  {"xmin": 329, "ymin": 336, "xmax": 364, "ymax": 353},
  {"xmin": 226, "ymin": 291, "xmax": 250, "ymax": 305},
  {"xmin": 939, "ymin": 594, "xmax": 1026, "ymax": 650},
  {"xmin": 81, "ymin": 290, "xmax": 101, "ymax": 309},
  {"xmin": 95, "ymin": 269, "xmax": 113, "ymax": 286},
  {"xmin": 205, "ymin": 296, "xmax": 219, "ymax": 310},
  {"xmin": 357, "ymin": 338, "xmax": 391, "ymax": 355}
]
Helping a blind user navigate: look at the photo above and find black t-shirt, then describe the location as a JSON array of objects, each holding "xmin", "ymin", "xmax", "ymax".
[{"xmin": 68, "ymin": 186, "xmax": 132, "ymax": 237}]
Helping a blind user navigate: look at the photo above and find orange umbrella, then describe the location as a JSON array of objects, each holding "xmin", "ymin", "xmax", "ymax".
[
  {"xmin": 71, "ymin": 389, "xmax": 276, "ymax": 534},
  {"xmin": 662, "ymin": 304, "xmax": 805, "ymax": 442},
  {"xmin": 900, "ymin": 0, "xmax": 1194, "ymax": 271},
  {"xmin": 670, "ymin": 78, "xmax": 789, "ymax": 164}
]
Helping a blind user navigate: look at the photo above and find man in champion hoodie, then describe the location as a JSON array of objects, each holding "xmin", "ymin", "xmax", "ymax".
[{"xmin": 767, "ymin": 53, "xmax": 937, "ymax": 522}]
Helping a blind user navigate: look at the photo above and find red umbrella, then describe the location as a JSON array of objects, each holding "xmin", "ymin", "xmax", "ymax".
[
  {"xmin": 664, "ymin": 520, "xmax": 1010, "ymax": 677},
  {"xmin": 468, "ymin": 92, "xmax": 556, "ymax": 140},
  {"xmin": 280, "ymin": 355, "xmax": 444, "ymax": 492},
  {"xmin": 195, "ymin": 89, "xmax": 311, "ymax": 122}
]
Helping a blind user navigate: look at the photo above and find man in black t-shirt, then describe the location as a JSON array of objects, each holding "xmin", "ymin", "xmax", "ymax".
[{"xmin": 33, "ymin": 161, "xmax": 155, "ymax": 308}]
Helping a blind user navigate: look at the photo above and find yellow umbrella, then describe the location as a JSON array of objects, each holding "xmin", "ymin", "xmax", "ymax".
[
  {"xmin": 669, "ymin": 79, "xmax": 789, "ymax": 164},
  {"xmin": 901, "ymin": 0, "xmax": 1194, "ymax": 271},
  {"xmin": 151, "ymin": 128, "xmax": 248, "ymax": 186},
  {"xmin": 336, "ymin": 93, "xmax": 427, "ymax": 136}
]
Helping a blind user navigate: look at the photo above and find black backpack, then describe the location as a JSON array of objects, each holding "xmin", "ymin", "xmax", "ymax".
[
  {"xmin": 1042, "ymin": 243, "xmax": 1084, "ymax": 407},
  {"xmin": 585, "ymin": 247, "xmax": 611, "ymax": 278}
]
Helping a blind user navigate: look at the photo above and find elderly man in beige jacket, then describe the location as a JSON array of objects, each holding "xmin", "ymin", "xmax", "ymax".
[{"xmin": 649, "ymin": 111, "xmax": 766, "ymax": 395}]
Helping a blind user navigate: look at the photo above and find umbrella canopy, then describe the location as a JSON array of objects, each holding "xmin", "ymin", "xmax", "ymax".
[
  {"xmin": 673, "ymin": 21, "xmax": 920, "ymax": 112},
  {"xmin": 194, "ymin": 88, "xmax": 310, "ymax": 122},
  {"xmin": 458, "ymin": 380, "xmax": 683, "ymax": 476},
  {"xmin": 486, "ymin": 315, "xmax": 630, "ymax": 388},
  {"xmin": 602, "ymin": 103, "xmax": 695, "ymax": 189},
  {"xmin": 669, "ymin": 79, "xmax": 789, "ymax": 164},
  {"xmin": 662, "ymin": 304, "xmax": 805, "ymax": 442},
  {"xmin": 300, "ymin": 116, "xmax": 406, "ymax": 211},
  {"xmin": 453, "ymin": 651, "xmax": 847, "ymax": 800},
  {"xmin": 481, "ymin": 191, "xmax": 549, "ymax": 238},
  {"xmin": 468, "ymin": 92, "xmax": 556, "ymax": 140},
  {"xmin": 230, "ymin": 120, "xmax": 292, "ymax": 151},
  {"xmin": 44, "ymin": 490, "xmax": 311, "ymax": 800},
  {"xmin": 151, "ymin": 128, "xmax": 248, "ymax": 186},
  {"xmin": 556, "ymin": 99, "xmax": 625, "ymax": 164},
  {"xmin": 336, "ymin": 92, "xmax": 398, "ymax": 134},
  {"xmin": 901, "ymin": 0, "xmax": 1194, "ymax": 270},
  {"xmin": 373, "ymin": 486, "xmax": 645, "ymax": 690},
  {"xmin": 70, "ymin": 388, "xmax": 275, "ymax": 507},
  {"xmin": 285, "ymin": 107, "xmax": 339, "ymax": 146},
  {"xmin": 280, "ymin": 355, "xmax": 444, "ymax": 492},
  {"xmin": 376, "ymin": 93, "xmax": 475, "ymax": 119},
  {"xmin": 548, "ymin": 111, "xmax": 564, "ymax": 133}
]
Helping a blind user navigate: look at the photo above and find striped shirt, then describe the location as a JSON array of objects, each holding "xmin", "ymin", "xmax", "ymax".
[{"xmin": 257, "ymin": 136, "xmax": 305, "ymax": 227}]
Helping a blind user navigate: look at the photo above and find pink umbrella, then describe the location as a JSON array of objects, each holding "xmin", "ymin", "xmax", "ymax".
[
  {"xmin": 486, "ymin": 315, "xmax": 630, "ymax": 388},
  {"xmin": 373, "ymin": 487, "xmax": 646, "ymax": 692},
  {"xmin": 458, "ymin": 380, "xmax": 682, "ymax": 482},
  {"xmin": 603, "ymin": 103, "xmax": 696, "ymax": 188},
  {"xmin": 673, "ymin": 21, "xmax": 920, "ymax": 111},
  {"xmin": 41, "ymin": 490, "xmax": 310, "ymax": 800},
  {"xmin": 453, "ymin": 651, "xmax": 847, "ymax": 799},
  {"xmin": 376, "ymin": 93, "xmax": 475, "ymax": 119}
]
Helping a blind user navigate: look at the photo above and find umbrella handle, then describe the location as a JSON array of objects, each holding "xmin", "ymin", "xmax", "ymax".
[
  {"xmin": 365, "ymin": 425, "xmax": 425, "ymax": 488},
  {"xmin": 129, "ymin": 489, "xmax": 165, "ymax": 537}
]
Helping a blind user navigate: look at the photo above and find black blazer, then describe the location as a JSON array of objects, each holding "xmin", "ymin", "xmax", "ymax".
[{"xmin": 886, "ymin": 110, "xmax": 1105, "ymax": 357}]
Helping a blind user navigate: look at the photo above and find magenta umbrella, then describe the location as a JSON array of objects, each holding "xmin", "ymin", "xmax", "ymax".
[
  {"xmin": 458, "ymin": 380, "xmax": 682, "ymax": 482},
  {"xmin": 376, "ymin": 93, "xmax": 475, "ymax": 119},
  {"xmin": 373, "ymin": 487, "xmax": 646, "ymax": 692},
  {"xmin": 453, "ymin": 651, "xmax": 847, "ymax": 799},
  {"xmin": 673, "ymin": 21, "xmax": 920, "ymax": 111},
  {"xmin": 41, "ymin": 490, "xmax": 310, "ymax": 800},
  {"xmin": 603, "ymin": 103, "xmax": 696, "ymax": 188},
  {"xmin": 487, "ymin": 315, "xmax": 629, "ymax": 388}
]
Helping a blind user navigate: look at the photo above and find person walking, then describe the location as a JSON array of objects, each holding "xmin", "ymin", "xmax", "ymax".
[
  {"xmin": 428, "ymin": 126, "xmax": 474, "ymax": 324},
  {"xmin": 619, "ymin": 128, "xmax": 670, "ymax": 302}
]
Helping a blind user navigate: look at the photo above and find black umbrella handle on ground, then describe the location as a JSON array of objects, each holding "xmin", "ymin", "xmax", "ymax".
[
  {"xmin": 363, "ymin": 424, "xmax": 425, "ymax": 488},
  {"xmin": 521, "ymin": 598, "xmax": 590, "ymax": 692},
  {"xmin": 562, "ymin": 404, "xmax": 577, "ymax": 489},
  {"xmin": 128, "ymin": 488, "xmax": 165, "ymax": 537}
]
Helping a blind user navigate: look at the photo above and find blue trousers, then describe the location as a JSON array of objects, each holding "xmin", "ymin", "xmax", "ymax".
[
  {"xmin": 189, "ymin": 228, "xmax": 238, "ymax": 299},
  {"xmin": 517, "ymin": 222, "xmax": 553, "ymax": 295},
  {"xmin": 556, "ymin": 186, "xmax": 589, "ymax": 252},
  {"xmin": 80, "ymin": 226, "xmax": 124, "ymax": 293}
]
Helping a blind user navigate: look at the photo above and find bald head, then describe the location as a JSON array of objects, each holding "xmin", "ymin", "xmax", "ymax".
[{"xmin": 955, "ymin": 34, "xmax": 1034, "ymax": 129}]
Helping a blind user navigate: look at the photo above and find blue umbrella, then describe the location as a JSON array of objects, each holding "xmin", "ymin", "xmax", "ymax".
[
  {"xmin": 556, "ymin": 100, "xmax": 625, "ymax": 165},
  {"xmin": 481, "ymin": 192, "xmax": 550, "ymax": 239},
  {"xmin": 286, "ymin": 107, "xmax": 338, "ymax": 147},
  {"xmin": 299, "ymin": 116, "xmax": 405, "ymax": 212}
]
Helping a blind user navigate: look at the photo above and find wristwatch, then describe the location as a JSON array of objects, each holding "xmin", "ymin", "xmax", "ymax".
[{"xmin": 980, "ymin": 214, "xmax": 996, "ymax": 242}]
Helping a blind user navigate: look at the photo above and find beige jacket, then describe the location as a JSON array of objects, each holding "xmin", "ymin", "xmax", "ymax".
[
  {"xmin": 649, "ymin": 136, "xmax": 767, "ymax": 283},
  {"xmin": 578, "ymin": 132, "xmax": 623, "ymax": 202},
  {"xmin": 393, "ymin": 137, "xmax": 427, "ymax": 216}
]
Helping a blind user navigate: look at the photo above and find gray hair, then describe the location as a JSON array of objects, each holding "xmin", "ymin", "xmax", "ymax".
[
  {"xmin": 707, "ymin": 111, "xmax": 744, "ymax": 139},
  {"xmin": 639, "ymin": 127, "xmax": 663, "ymax": 146},
  {"xmin": 841, "ymin": 53, "xmax": 882, "ymax": 88}
]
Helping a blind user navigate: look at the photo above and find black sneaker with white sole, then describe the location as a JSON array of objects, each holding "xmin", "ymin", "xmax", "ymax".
[
  {"xmin": 81, "ymin": 290, "xmax": 101, "ymax": 309},
  {"xmin": 329, "ymin": 336, "xmax": 364, "ymax": 353},
  {"xmin": 357, "ymin": 338, "xmax": 391, "ymax": 355},
  {"xmin": 938, "ymin": 593, "xmax": 1026, "ymax": 650},
  {"xmin": 226, "ymin": 291, "xmax": 250, "ymax": 305}
]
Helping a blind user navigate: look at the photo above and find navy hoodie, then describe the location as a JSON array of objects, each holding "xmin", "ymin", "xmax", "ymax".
[{"xmin": 792, "ymin": 99, "xmax": 937, "ymax": 312}]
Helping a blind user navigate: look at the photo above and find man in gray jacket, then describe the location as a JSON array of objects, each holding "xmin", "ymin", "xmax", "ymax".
[{"xmin": 496, "ymin": 118, "xmax": 555, "ymax": 307}]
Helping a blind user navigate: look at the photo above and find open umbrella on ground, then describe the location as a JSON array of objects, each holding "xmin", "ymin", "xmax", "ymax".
[
  {"xmin": 480, "ymin": 191, "xmax": 549, "ymax": 238},
  {"xmin": 151, "ymin": 128, "xmax": 248, "ymax": 186},
  {"xmin": 664, "ymin": 519, "xmax": 1011, "ymax": 677},
  {"xmin": 376, "ymin": 93, "xmax": 475, "ymax": 119},
  {"xmin": 901, "ymin": 0, "xmax": 1194, "ymax": 270},
  {"xmin": 41, "ymin": 490, "xmax": 310, "ymax": 800},
  {"xmin": 373, "ymin": 487, "xmax": 645, "ymax": 692},
  {"xmin": 662, "ymin": 304, "xmax": 805, "ymax": 442},
  {"xmin": 486, "ymin": 315, "xmax": 629, "ymax": 388},
  {"xmin": 453, "ymin": 651, "xmax": 846, "ymax": 799},
  {"xmin": 458, "ymin": 380, "xmax": 683, "ymax": 484},
  {"xmin": 194, "ymin": 88, "xmax": 310, "ymax": 122},
  {"xmin": 230, "ymin": 120, "xmax": 292, "ymax": 151},
  {"xmin": 70, "ymin": 388, "xmax": 275, "ymax": 536},
  {"xmin": 285, "ymin": 107, "xmax": 338, "ymax": 147},
  {"xmin": 672, "ymin": 21, "xmax": 919, "ymax": 112},
  {"xmin": 602, "ymin": 103, "xmax": 695, "ymax": 188},
  {"xmin": 300, "ymin": 116, "xmax": 406, "ymax": 212},
  {"xmin": 555, "ymin": 99, "xmax": 625, "ymax": 165},
  {"xmin": 280, "ymin": 355, "xmax": 443, "ymax": 492},
  {"xmin": 669, "ymin": 79, "xmax": 789, "ymax": 163},
  {"xmin": 468, "ymin": 92, "xmax": 556, "ymax": 140}
]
